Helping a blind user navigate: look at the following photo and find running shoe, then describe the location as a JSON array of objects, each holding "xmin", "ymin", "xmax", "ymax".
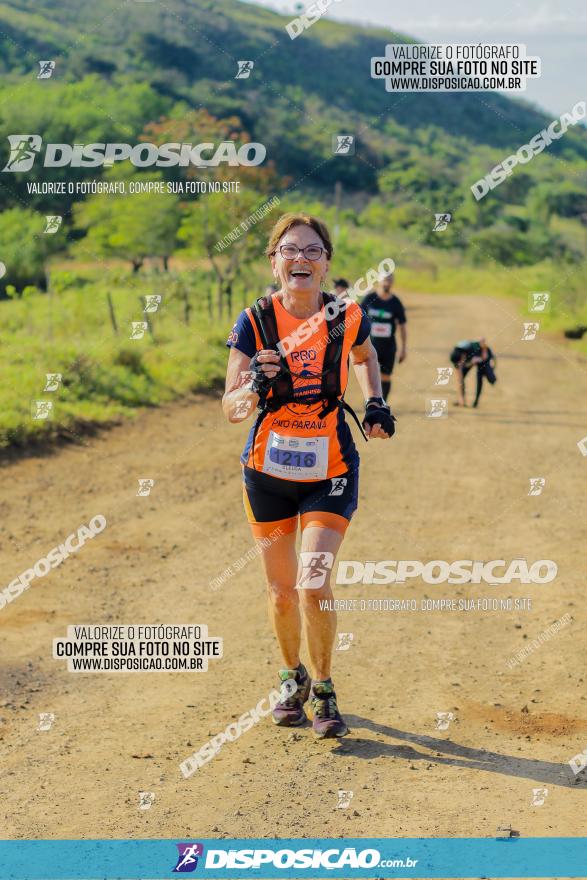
[
  {"xmin": 310, "ymin": 680, "xmax": 349, "ymax": 738},
  {"xmin": 272, "ymin": 664, "xmax": 311, "ymax": 727}
]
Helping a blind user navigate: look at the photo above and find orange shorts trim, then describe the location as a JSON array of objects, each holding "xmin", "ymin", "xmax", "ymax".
[
  {"xmin": 300, "ymin": 511, "xmax": 349, "ymax": 535},
  {"xmin": 247, "ymin": 517, "xmax": 298, "ymax": 539}
]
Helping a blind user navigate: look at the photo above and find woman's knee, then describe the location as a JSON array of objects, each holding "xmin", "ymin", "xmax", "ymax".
[
  {"xmin": 298, "ymin": 583, "xmax": 333, "ymax": 608},
  {"xmin": 266, "ymin": 581, "xmax": 298, "ymax": 614}
]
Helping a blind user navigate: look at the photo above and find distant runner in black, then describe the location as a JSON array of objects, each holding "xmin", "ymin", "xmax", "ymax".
[
  {"xmin": 449, "ymin": 338, "xmax": 497, "ymax": 408},
  {"xmin": 360, "ymin": 274, "xmax": 407, "ymax": 401},
  {"xmin": 333, "ymin": 278, "xmax": 350, "ymax": 297}
]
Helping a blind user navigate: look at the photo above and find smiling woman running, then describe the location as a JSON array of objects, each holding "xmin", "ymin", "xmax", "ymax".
[{"xmin": 223, "ymin": 213, "xmax": 395, "ymax": 738}]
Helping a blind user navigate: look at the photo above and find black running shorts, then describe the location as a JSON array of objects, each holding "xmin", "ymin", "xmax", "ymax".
[
  {"xmin": 372, "ymin": 338, "xmax": 397, "ymax": 374},
  {"xmin": 242, "ymin": 466, "xmax": 359, "ymax": 537}
]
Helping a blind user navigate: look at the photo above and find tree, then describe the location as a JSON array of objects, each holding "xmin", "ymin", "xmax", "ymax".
[
  {"xmin": 73, "ymin": 176, "xmax": 181, "ymax": 271},
  {"xmin": 0, "ymin": 75, "xmax": 167, "ymax": 214},
  {"xmin": 153, "ymin": 110, "xmax": 285, "ymax": 316},
  {"xmin": 178, "ymin": 188, "xmax": 278, "ymax": 318},
  {"xmin": 0, "ymin": 208, "xmax": 64, "ymax": 294},
  {"xmin": 467, "ymin": 223, "xmax": 570, "ymax": 267}
]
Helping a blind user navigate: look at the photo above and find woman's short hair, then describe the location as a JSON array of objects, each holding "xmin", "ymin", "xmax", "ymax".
[{"xmin": 265, "ymin": 212, "xmax": 333, "ymax": 259}]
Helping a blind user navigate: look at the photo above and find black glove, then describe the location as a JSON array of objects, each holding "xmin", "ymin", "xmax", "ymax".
[
  {"xmin": 362, "ymin": 397, "xmax": 396, "ymax": 437},
  {"xmin": 249, "ymin": 351, "xmax": 283, "ymax": 398}
]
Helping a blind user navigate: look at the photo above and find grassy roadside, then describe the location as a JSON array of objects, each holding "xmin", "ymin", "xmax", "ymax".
[
  {"xmin": 322, "ymin": 223, "xmax": 587, "ymax": 344},
  {"xmin": 1, "ymin": 248, "xmax": 585, "ymax": 451},
  {"xmin": 398, "ymin": 257, "xmax": 587, "ymax": 343},
  {"xmin": 0, "ymin": 266, "xmax": 230, "ymax": 449}
]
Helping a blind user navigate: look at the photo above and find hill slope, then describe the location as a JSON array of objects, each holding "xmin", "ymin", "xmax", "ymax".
[
  {"xmin": 1, "ymin": 0, "xmax": 586, "ymax": 286},
  {"xmin": 1, "ymin": 0, "xmax": 586, "ymax": 166}
]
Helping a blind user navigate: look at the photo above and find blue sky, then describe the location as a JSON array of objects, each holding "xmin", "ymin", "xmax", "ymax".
[{"xmin": 244, "ymin": 0, "xmax": 586, "ymax": 117}]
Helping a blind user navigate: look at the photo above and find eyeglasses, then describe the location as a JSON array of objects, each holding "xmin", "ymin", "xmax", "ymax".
[{"xmin": 275, "ymin": 244, "xmax": 326, "ymax": 261}]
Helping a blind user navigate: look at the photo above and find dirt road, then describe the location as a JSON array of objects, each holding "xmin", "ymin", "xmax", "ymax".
[{"xmin": 1, "ymin": 292, "xmax": 586, "ymax": 844}]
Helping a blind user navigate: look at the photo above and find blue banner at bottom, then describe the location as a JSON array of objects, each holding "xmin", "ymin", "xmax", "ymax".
[{"xmin": 0, "ymin": 838, "xmax": 586, "ymax": 879}]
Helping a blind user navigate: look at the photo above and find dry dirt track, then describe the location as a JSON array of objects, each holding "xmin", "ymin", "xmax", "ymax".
[{"xmin": 1, "ymin": 291, "xmax": 587, "ymax": 852}]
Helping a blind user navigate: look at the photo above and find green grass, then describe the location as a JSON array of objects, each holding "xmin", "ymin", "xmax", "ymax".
[
  {"xmin": 397, "ymin": 253, "xmax": 587, "ymax": 345},
  {"xmin": 0, "ymin": 265, "xmax": 230, "ymax": 449}
]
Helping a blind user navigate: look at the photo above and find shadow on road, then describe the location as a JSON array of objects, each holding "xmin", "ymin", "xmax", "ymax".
[{"xmin": 335, "ymin": 716, "xmax": 587, "ymax": 789}]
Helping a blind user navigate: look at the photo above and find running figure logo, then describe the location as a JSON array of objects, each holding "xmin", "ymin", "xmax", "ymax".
[
  {"xmin": 336, "ymin": 789, "xmax": 354, "ymax": 808},
  {"xmin": 233, "ymin": 399, "xmax": 253, "ymax": 420},
  {"xmin": 173, "ymin": 843, "xmax": 204, "ymax": 872},
  {"xmin": 522, "ymin": 322, "xmax": 539, "ymax": 341},
  {"xmin": 433, "ymin": 213, "xmax": 452, "ymax": 232},
  {"xmin": 144, "ymin": 294, "xmax": 162, "ymax": 313},
  {"xmin": 130, "ymin": 321, "xmax": 148, "ymax": 339},
  {"xmin": 2, "ymin": 135, "xmax": 42, "ymax": 172},
  {"xmin": 137, "ymin": 479, "xmax": 155, "ymax": 496},
  {"xmin": 235, "ymin": 60, "xmax": 254, "ymax": 79},
  {"xmin": 333, "ymin": 135, "xmax": 355, "ymax": 155},
  {"xmin": 528, "ymin": 477, "xmax": 546, "ymax": 496},
  {"xmin": 44, "ymin": 373, "xmax": 62, "ymax": 392},
  {"xmin": 336, "ymin": 632, "xmax": 354, "ymax": 652},
  {"xmin": 529, "ymin": 292, "xmax": 550, "ymax": 313},
  {"xmin": 37, "ymin": 60, "xmax": 56, "ymax": 79},
  {"xmin": 435, "ymin": 367, "xmax": 453, "ymax": 385},
  {"xmin": 44, "ymin": 216, "xmax": 62, "ymax": 234},
  {"xmin": 237, "ymin": 370, "xmax": 255, "ymax": 389},
  {"xmin": 329, "ymin": 477, "xmax": 347, "ymax": 496},
  {"xmin": 531, "ymin": 787, "xmax": 548, "ymax": 806},
  {"xmin": 32, "ymin": 400, "xmax": 53, "ymax": 420},
  {"xmin": 139, "ymin": 791, "xmax": 155, "ymax": 810},
  {"xmin": 37, "ymin": 712, "xmax": 55, "ymax": 731},
  {"xmin": 297, "ymin": 551, "xmax": 334, "ymax": 589},
  {"xmin": 435, "ymin": 711, "xmax": 454, "ymax": 731},
  {"xmin": 426, "ymin": 398, "xmax": 448, "ymax": 418}
]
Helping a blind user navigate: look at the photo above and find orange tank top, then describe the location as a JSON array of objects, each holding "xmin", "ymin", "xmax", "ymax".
[{"xmin": 241, "ymin": 295, "xmax": 364, "ymax": 481}]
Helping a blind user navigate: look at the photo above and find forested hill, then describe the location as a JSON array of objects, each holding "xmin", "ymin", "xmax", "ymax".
[
  {"xmin": 1, "ymin": 0, "xmax": 586, "ymax": 177},
  {"xmin": 1, "ymin": 0, "xmax": 587, "ymax": 279}
]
